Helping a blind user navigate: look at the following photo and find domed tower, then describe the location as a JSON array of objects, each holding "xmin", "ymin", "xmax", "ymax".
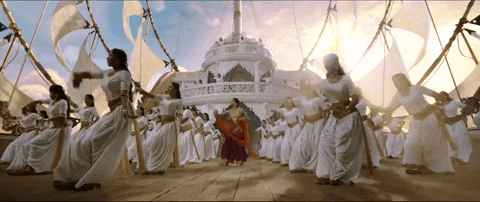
[{"xmin": 174, "ymin": 0, "xmax": 308, "ymax": 121}]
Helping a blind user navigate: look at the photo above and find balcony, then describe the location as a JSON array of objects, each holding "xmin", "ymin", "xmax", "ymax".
[
  {"xmin": 180, "ymin": 82, "xmax": 304, "ymax": 105},
  {"xmin": 203, "ymin": 44, "xmax": 275, "ymax": 68}
]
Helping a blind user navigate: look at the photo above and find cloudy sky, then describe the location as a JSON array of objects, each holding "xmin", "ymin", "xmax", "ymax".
[{"xmin": 0, "ymin": 0, "xmax": 480, "ymax": 103}]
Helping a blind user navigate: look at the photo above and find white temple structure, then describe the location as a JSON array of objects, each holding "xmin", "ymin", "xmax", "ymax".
[{"xmin": 169, "ymin": 0, "xmax": 321, "ymax": 121}]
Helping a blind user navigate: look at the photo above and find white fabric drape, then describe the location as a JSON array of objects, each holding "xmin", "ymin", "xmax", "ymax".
[
  {"xmin": 129, "ymin": 19, "xmax": 166, "ymax": 90},
  {"xmin": 51, "ymin": 1, "xmax": 88, "ymax": 71},
  {"xmin": 123, "ymin": 0, "xmax": 144, "ymax": 44},
  {"xmin": 66, "ymin": 35, "xmax": 106, "ymax": 113},
  {"xmin": 449, "ymin": 62, "xmax": 480, "ymax": 100},
  {"xmin": 356, "ymin": 38, "xmax": 409, "ymax": 116},
  {"xmin": 390, "ymin": 2, "xmax": 430, "ymax": 69}
]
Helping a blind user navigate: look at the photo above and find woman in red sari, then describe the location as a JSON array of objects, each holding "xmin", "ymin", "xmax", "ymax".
[{"xmin": 214, "ymin": 98, "xmax": 258, "ymax": 165}]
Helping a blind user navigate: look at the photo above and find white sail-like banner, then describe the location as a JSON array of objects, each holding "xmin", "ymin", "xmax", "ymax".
[
  {"xmin": 449, "ymin": 62, "xmax": 480, "ymax": 100},
  {"xmin": 337, "ymin": 1, "xmax": 357, "ymax": 35},
  {"xmin": 51, "ymin": 0, "xmax": 88, "ymax": 72},
  {"xmin": 130, "ymin": 19, "xmax": 166, "ymax": 91},
  {"xmin": 390, "ymin": 1, "xmax": 430, "ymax": 70},
  {"xmin": 355, "ymin": 38, "xmax": 409, "ymax": 116},
  {"xmin": 123, "ymin": 0, "xmax": 144, "ymax": 44},
  {"xmin": 66, "ymin": 35, "xmax": 107, "ymax": 114}
]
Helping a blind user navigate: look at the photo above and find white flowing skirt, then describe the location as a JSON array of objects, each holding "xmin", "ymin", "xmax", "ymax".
[
  {"xmin": 280, "ymin": 124, "xmax": 302, "ymax": 164},
  {"xmin": 363, "ymin": 120, "xmax": 382, "ymax": 167},
  {"xmin": 178, "ymin": 130, "xmax": 192, "ymax": 166},
  {"xmin": 316, "ymin": 112, "xmax": 365, "ymax": 182},
  {"xmin": 272, "ymin": 135, "xmax": 283, "ymax": 162},
  {"xmin": 259, "ymin": 136, "xmax": 267, "ymax": 158},
  {"xmin": 447, "ymin": 121, "xmax": 472, "ymax": 163},
  {"xmin": 1, "ymin": 130, "xmax": 38, "ymax": 162},
  {"xmin": 266, "ymin": 137, "xmax": 274, "ymax": 159},
  {"xmin": 8, "ymin": 125, "xmax": 70, "ymax": 173},
  {"xmin": 143, "ymin": 121, "xmax": 176, "ymax": 172},
  {"xmin": 191, "ymin": 133, "xmax": 205, "ymax": 163},
  {"xmin": 386, "ymin": 132, "xmax": 405, "ymax": 157},
  {"xmin": 54, "ymin": 107, "xmax": 131, "ymax": 188},
  {"xmin": 403, "ymin": 113, "xmax": 454, "ymax": 173},
  {"xmin": 288, "ymin": 120, "xmax": 324, "ymax": 171},
  {"xmin": 204, "ymin": 133, "xmax": 216, "ymax": 161}
]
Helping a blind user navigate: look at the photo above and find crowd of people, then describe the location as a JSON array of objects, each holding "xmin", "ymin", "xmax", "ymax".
[{"xmin": 0, "ymin": 50, "xmax": 475, "ymax": 191}]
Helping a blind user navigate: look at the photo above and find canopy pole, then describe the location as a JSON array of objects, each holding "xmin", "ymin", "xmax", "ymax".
[
  {"xmin": 0, "ymin": 0, "xmax": 56, "ymax": 85},
  {"xmin": 416, "ymin": 0, "xmax": 475, "ymax": 86},
  {"xmin": 85, "ymin": 0, "xmax": 110, "ymax": 53}
]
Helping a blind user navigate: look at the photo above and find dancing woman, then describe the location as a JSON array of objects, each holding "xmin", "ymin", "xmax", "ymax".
[
  {"xmin": 70, "ymin": 94, "xmax": 99, "ymax": 138},
  {"xmin": 7, "ymin": 85, "xmax": 71, "ymax": 176},
  {"xmin": 203, "ymin": 113, "xmax": 217, "ymax": 161},
  {"xmin": 135, "ymin": 81, "xmax": 182, "ymax": 174},
  {"xmin": 438, "ymin": 91, "xmax": 472, "ymax": 164},
  {"xmin": 0, "ymin": 103, "xmax": 43, "ymax": 165},
  {"xmin": 54, "ymin": 49, "xmax": 135, "ymax": 190},
  {"xmin": 272, "ymin": 97, "xmax": 304, "ymax": 166},
  {"xmin": 380, "ymin": 73, "xmax": 455, "ymax": 174},
  {"xmin": 215, "ymin": 98, "xmax": 258, "ymax": 165},
  {"xmin": 315, "ymin": 53, "xmax": 365, "ymax": 186}
]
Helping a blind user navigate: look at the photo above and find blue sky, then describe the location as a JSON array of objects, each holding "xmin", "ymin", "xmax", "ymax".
[{"xmin": 1, "ymin": 1, "xmax": 480, "ymax": 101}]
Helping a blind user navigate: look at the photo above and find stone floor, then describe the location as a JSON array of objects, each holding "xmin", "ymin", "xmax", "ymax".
[{"xmin": 1, "ymin": 147, "xmax": 480, "ymax": 202}]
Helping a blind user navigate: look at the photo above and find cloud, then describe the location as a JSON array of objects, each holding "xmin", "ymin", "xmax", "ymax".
[
  {"xmin": 189, "ymin": 2, "xmax": 203, "ymax": 14},
  {"xmin": 16, "ymin": 68, "xmax": 67, "ymax": 100},
  {"xmin": 18, "ymin": 85, "xmax": 49, "ymax": 100},
  {"xmin": 206, "ymin": 17, "xmax": 220, "ymax": 27},
  {"xmin": 152, "ymin": 1, "xmax": 165, "ymax": 12}
]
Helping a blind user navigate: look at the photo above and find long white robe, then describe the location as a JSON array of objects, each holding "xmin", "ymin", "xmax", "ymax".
[
  {"xmin": 1, "ymin": 113, "xmax": 43, "ymax": 162},
  {"xmin": 203, "ymin": 120, "xmax": 216, "ymax": 161},
  {"xmin": 356, "ymin": 99, "xmax": 382, "ymax": 167},
  {"xmin": 385, "ymin": 118, "xmax": 406, "ymax": 158},
  {"xmin": 444, "ymin": 101, "xmax": 472, "ymax": 163},
  {"xmin": 8, "ymin": 99, "xmax": 70, "ymax": 174}
]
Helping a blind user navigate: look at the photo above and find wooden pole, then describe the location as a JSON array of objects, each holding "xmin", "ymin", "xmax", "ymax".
[
  {"xmin": 146, "ymin": 0, "xmax": 178, "ymax": 71},
  {"xmin": 0, "ymin": 35, "xmax": 17, "ymax": 74},
  {"xmin": 416, "ymin": 0, "xmax": 476, "ymax": 85},
  {"xmin": 0, "ymin": 0, "xmax": 56, "ymax": 85},
  {"xmin": 85, "ymin": 0, "xmax": 110, "ymax": 53}
]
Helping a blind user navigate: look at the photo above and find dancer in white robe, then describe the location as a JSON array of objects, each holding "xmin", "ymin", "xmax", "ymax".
[
  {"xmin": 381, "ymin": 73, "xmax": 455, "ymax": 174},
  {"xmin": 8, "ymin": 85, "xmax": 71, "ymax": 176},
  {"xmin": 438, "ymin": 91, "xmax": 472, "ymax": 163},
  {"xmin": 38, "ymin": 110, "xmax": 50, "ymax": 132},
  {"xmin": 355, "ymin": 88, "xmax": 382, "ymax": 168},
  {"xmin": 289, "ymin": 90, "xmax": 330, "ymax": 173},
  {"xmin": 53, "ymin": 49, "xmax": 134, "ymax": 190},
  {"xmin": 1, "ymin": 104, "xmax": 43, "ymax": 164},
  {"xmin": 385, "ymin": 117, "xmax": 406, "ymax": 158},
  {"xmin": 257, "ymin": 120, "xmax": 268, "ymax": 159},
  {"xmin": 265, "ymin": 118, "xmax": 275, "ymax": 161},
  {"xmin": 273, "ymin": 97, "xmax": 304, "ymax": 166},
  {"xmin": 178, "ymin": 109, "xmax": 195, "ymax": 166},
  {"xmin": 203, "ymin": 113, "xmax": 216, "ymax": 161},
  {"xmin": 135, "ymin": 81, "xmax": 182, "ymax": 174},
  {"xmin": 190, "ymin": 109, "xmax": 205, "ymax": 164},
  {"xmin": 70, "ymin": 94, "xmax": 99, "ymax": 138},
  {"xmin": 271, "ymin": 115, "xmax": 287, "ymax": 163},
  {"xmin": 316, "ymin": 54, "xmax": 365, "ymax": 185}
]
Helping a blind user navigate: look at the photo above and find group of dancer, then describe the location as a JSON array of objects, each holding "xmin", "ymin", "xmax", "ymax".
[
  {"xmin": 0, "ymin": 50, "xmax": 474, "ymax": 190},
  {"xmin": 256, "ymin": 53, "xmax": 473, "ymax": 185}
]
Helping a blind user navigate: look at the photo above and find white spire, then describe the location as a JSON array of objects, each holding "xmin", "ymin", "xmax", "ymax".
[{"xmin": 233, "ymin": 0, "xmax": 242, "ymax": 42}]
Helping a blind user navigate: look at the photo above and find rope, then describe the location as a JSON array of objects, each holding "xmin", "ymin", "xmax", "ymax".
[
  {"xmin": 88, "ymin": 31, "xmax": 97, "ymax": 93},
  {"xmin": 6, "ymin": 39, "xmax": 20, "ymax": 67},
  {"xmin": 422, "ymin": 0, "xmax": 461, "ymax": 99},
  {"xmin": 85, "ymin": 0, "xmax": 110, "ymax": 53},
  {"xmin": 457, "ymin": 33, "xmax": 474, "ymax": 60},
  {"xmin": 300, "ymin": 0, "xmax": 333, "ymax": 70},
  {"xmin": 174, "ymin": 2, "xmax": 185, "ymax": 59},
  {"xmin": 8, "ymin": 0, "xmax": 48, "ymax": 104},
  {"xmin": 292, "ymin": 1, "xmax": 304, "ymax": 58},
  {"xmin": 249, "ymin": 1, "xmax": 261, "ymax": 39},
  {"xmin": 349, "ymin": 0, "xmax": 393, "ymax": 74}
]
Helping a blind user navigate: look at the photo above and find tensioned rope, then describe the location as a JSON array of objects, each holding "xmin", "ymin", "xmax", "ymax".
[
  {"xmin": 299, "ymin": 0, "xmax": 333, "ymax": 70},
  {"xmin": 292, "ymin": 1, "xmax": 304, "ymax": 59},
  {"xmin": 423, "ymin": 0, "xmax": 461, "ymax": 99},
  {"xmin": 174, "ymin": 1, "xmax": 185, "ymax": 59},
  {"xmin": 9, "ymin": 0, "xmax": 49, "ymax": 104},
  {"xmin": 457, "ymin": 34, "xmax": 474, "ymax": 60}
]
